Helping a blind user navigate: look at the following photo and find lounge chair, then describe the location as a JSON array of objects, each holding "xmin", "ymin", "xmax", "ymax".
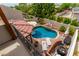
[
  {"xmin": 41, "ymin": 41, "xmax": 48, "ymax": 56},
  {"xmin": 41, "ymin": 41, "xmax": 47, "ymax": 51},
  {"xmin": 27, "ymin": 21, "xmax": 37, "ymax": 26},
  {"xmin": 45, "ymin": 38, "xmax": 51, "ymax": 47}
]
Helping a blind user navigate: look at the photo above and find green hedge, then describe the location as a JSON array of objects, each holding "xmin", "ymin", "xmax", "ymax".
[
  {"xmin": 57, "ymin": 16, "xmax": 64, "ymax": 23},
  {"xmin": 77, "ymin": 34, "xmax": 79, "ymax": 41},
  {"xmin": 59, "ymin": 26, "xmax": 66, "ymax": 32},
  {"xmin": 71, "ymin": 20, "xmax": 79, "ymax": 26},
  {"xmin": 49, "ymin": 15, "xmax": 57, "ymax": 21},
  {"xmin": 69, "ymin": 25, "xmax": 75, "ymax": 36},
  {"xmin": 63, "ymin": 18, "xmax": 71, "ymax": 24}
]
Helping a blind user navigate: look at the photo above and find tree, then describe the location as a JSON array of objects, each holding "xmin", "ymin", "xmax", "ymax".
[
  {"xmin": 70, "ymin": 3, "xmax": 79, "ymax": 8},
  {"xmin": 48, "ymin": 15, "xmax": 57, "ymax": 21},
  {"xmin": 63, "ymin": 18, "xmax": 71, "ymax": 24},
  {"xmin": 71, "ymin": 19, "xmax": 79, "ymax": 26},
  {"xmin": 56, "ymin": 3, "xmax": 79, "ymax": 13},
  {"xmin": 15, "ymin": 3, "xmax": 29, "ymax": 13},
  {"xmin": 57, "ymin": 16, "xmax": 63, "ymax": 23},
  {"xmin": 59, "ymin": 3, "xmax": 71, "ymax": 12},
  {"xmin": 59, "ymin": 26, "xmax": 66, "ymax": 32},
  {"xmin": 31, "ymin": 3, "xmax": 55, "ymax": 19},
  {"xmin": 69, "ymin": 26, "xmax": 75, "ymax": 36}
]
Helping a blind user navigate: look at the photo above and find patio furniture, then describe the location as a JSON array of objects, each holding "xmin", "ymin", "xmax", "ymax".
[
  {"xmin": 57, "ymin": 46, "xmax": 67, "ymax": 56},
  {"xmin": 41, "ymin": 41, "xmax": 48, "ymax": 56},
  {"xmin": 41, "ymin": 41, "xmax": 47, "ymax": 51},
  {"xmin": 53, "ymin": 45, "xmax": 67, "ymax": 56},
  {"xmin": 27, "ymin": 21, "xmax": 37, "ymax": 26},
  {"xmin": 53, "ymin": 47, "xmax": 61, "ymax": 56},
  {"xmin": 46, "ymin": 38, "xmax": 51, "ymax": 47}
]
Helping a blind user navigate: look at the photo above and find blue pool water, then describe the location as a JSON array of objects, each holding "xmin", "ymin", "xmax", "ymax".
[{"xmin": 32, "ymin": 26, "xmax": 57, "ymax": 38}]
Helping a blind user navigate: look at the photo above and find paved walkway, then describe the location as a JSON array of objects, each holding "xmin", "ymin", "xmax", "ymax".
[{"xmin": 73, "ymin": 41, "xmax": 79, "ymax": 56}]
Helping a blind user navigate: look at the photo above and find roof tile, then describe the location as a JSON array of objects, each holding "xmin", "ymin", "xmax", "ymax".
[{"xmin": 10, "ymin": 20, "xmax": 34, "ymax": 37}]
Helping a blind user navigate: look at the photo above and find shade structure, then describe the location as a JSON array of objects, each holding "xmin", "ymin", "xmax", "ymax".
[{"xmin": 10, "ymin": 20, "xmax": 34, "ymax": 37}]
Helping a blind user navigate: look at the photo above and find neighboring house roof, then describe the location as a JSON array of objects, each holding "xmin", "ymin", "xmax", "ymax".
[
  {"xmin": 0, "ymin": 5, "xmax": 24, "ymax": 20},
  {"xmin": 72, "ymin": 7, "xmax": 79, "ymax": 13},
  {"xmin": 56, "ymin": 9, "xmax": 74, "ymax": 19},
  {"xmin": 55, "ymin": 3, "xmax": 62, "ymax": 8}
]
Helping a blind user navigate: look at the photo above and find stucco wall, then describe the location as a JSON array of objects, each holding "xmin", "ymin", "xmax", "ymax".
[{"xmin": 0, "ymin": 25, "xmax": 12, "ymax": 45}]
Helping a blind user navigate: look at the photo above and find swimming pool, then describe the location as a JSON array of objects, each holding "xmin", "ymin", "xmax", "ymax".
[{"xmin": 32, "ymin": 26, "xmax": 57, "ymax": 39}]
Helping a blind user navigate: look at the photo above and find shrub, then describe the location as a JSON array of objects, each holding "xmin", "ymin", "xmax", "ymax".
[
  {"xmin": 27, "ymin": 15, "xmax": 33, "ymax": 19},
  {"xmin": 63, "ymin": 18, "xmax": 71, "ymax": 24},
  {"xmin": 77, "ymin": 33, "xmax": 79, "ymax": 41},
  {"xmin": 57, "ymin": 16, "xmax": 63, "ymax": 23},
  {"xmin": 59, "ymin": 26, "xmax": 66, "ymax": 32},
  {"xmin": 37, "ymin": 18, "xmax": 46, "ymax": 25},
  {"xmin": 69, "ymin": 25, "xmax": 75, "ymax": 36},
  {"xmin": 71, "ymin": 20, "xmax": 79, "ymax": 26},
  {"xmin": 49, "ymin": 15, "xmax": 56, "ymax": 21}
]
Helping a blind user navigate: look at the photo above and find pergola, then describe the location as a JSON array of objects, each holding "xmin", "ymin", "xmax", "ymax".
[
  {"xmin": 10, "ymin": 20, "xmax": 34, "ymax": 43},
  {"xmin": 0, "ymin": 6, "xmax": 33, "ymax": 43},
  {"xmin": 0, "ymin": 7, "xmax": 16, "ymax": 40}
]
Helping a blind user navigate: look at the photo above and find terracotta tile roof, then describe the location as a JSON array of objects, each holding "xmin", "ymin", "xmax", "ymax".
[{"xmin": 10, "ymin": 20, "xmax": 34, "ymax": 37}]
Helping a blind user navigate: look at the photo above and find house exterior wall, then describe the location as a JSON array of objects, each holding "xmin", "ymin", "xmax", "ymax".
[{"xmin": 0, "ymin": 25, "xmax": 12, "ymax": 45}]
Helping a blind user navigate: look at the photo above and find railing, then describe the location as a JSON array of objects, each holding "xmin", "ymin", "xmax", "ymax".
[
  {"xmin": 12, "ymin": 25, "xmax": 42, "ymax": 56},
  {"xmin": 67, "ymin": 29, "xmax": 78, "ymax": 56}
]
